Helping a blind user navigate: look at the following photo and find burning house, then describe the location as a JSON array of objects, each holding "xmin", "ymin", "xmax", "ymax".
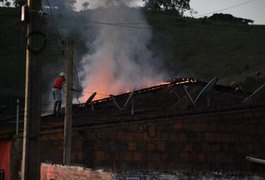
[
  {"xmin": 1, "ymin": 0, "xmax": 265, "ymax": 179},
  {"xmin": 1, "ymin": 77, "xmax": 265, "ymax": 179}
]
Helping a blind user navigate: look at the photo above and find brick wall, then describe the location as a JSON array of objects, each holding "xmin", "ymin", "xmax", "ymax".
[
  {"xmin": 40, "ymin": 108, "xmax": 265, "ymax": 172},
  {"xmin": 40, "ymin": 163, "xmax": 111, "ymax": 180},
  {"xmin": 0, "ymin": 141, "xmax": 11, "ymax": 180}
]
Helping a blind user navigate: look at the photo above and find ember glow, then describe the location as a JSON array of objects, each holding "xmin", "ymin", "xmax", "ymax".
[{"xmin": 78, "ymin": 1, "xmax": 166, "ymax": 102}]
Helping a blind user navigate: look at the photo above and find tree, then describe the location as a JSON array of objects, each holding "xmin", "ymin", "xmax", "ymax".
[
  {"xmin": 143, "ymin": 0, "xmax": 190, "ymax": 16},
  {"xmin": 0, "ymin": 0, "xmax": 26, "ymax": 7},
  {"xmin": 82, "ymin": 2, "xmax": 89, "ymax": 10},
  {"xmin": 0, "ymin": 0, "xmax": 10, "ymax": 7}
]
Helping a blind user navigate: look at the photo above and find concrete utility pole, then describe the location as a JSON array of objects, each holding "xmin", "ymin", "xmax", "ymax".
[
  {"xmin": 63, "ymin": 40, "xmax": 74, "ymax": 165},
  {"xmin": 21, "ymin": 0, "xmax": 42, "ymax": 179}
]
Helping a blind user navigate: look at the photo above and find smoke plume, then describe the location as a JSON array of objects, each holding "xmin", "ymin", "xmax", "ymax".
[
  {"xmin": 42, "ymin": 0, "xmax": 166, "ymax": 105},
  {"xmin": 77, "ymin": 0, "xmax": 166, "ymax": 101}
]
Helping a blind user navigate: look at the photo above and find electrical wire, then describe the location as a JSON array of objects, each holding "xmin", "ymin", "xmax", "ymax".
[
  {"xmin": 73, "ymin": 64, "xmax": 80, "ymax": 89},
  {"xmin": 44, "ymin": 0, "xmax": 63, "ymax": 41},
  {"xmin": 42, "ymin": 2, "xmax": 83, "ymax": 94},
  {"xmin": 43, "ymin": 0, "xmax": 66, "ymax": 57},
  {"xmin": 43, "ymin": 2, "xmax": 151, "ymax": 37},
  {"xmin": 39, "ymin": 3, "xmax": 258, "ymax": 101},
  {"xmin": 195, "ymin": 0, "xmax": 259, "ymax": 17},
  {"xmin": 85, "ymin": 20, "xmax": 152, "ymax": 30}
]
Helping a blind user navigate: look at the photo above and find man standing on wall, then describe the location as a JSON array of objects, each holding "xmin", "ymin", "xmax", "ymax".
[{"xmin": 52, "ymin": 72, "xmax": 66, "ymax": 116}]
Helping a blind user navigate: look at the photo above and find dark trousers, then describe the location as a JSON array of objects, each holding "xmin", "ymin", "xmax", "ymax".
[{"xmin": 53, "ymin": 100, "xmax": 62, "ymax": 116}]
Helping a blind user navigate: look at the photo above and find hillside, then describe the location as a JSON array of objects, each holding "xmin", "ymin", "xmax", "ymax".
[
  {"xmin": 0, "ymin": 7, "xmax": 25, "ymax": 98},
  {"xmin": 1, "ymin": 8, "xmax": 265, "ymax": 101},
  {"xmin": 146, "ymin": 12, "xmax": 265, "ymax": 85}
]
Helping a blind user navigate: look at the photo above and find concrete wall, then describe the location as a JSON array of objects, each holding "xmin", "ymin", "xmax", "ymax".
[{"xmin": 40, "ymin": 108, "xmax": 265, "ymax": 173}]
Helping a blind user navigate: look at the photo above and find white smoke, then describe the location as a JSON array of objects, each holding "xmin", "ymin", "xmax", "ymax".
[
  {"xmin": 74, "ymin": 0, "xmax": 143, "ymax": 10},
  {"xmin": 78, "ymin": 0, "xmax": 166, "ymax": 101}
]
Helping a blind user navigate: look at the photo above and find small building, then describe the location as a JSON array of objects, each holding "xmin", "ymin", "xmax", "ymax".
[{"xmin": 1, "ymin": 78, "xmax": 265, "ymax": 179}]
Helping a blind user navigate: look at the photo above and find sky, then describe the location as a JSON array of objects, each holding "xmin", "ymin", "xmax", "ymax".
[
  {"xmin": 1, "ymin": 0, "xmax": 264, "ymax": 24},
  {"xmin": 190, "ymin": 0, "xmax": 265, "ymax": 24}
]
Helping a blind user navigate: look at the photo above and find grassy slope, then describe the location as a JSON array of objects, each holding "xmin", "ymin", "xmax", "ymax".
[{"xmin": 146, "ymin": 12, "xmax": 265, "ymax": 85}]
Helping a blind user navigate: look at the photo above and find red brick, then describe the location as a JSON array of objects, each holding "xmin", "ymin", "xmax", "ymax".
[
  {"xmin": 133, "ymin": 133, "xmax": 142, "ymax": 141},
  {"xmin": 253, "ymin": 111, "xmax": 262, "ymax": 118},
  {"xmin": 94, "ymin": 150, "xmax": 106, "ymax": 161},
  {"xmin": 225, "ymin": 154, "xmax": 235, "ymax": 163},
  {"xmin": 161, "ymin": 153, "xmax": 170, "ymax": 161},
  {"xmin": 179, "ymin": 152, "xmax": 194, "ymax": 161},
  {"xmin": 198, "ymin": 153, "xmax": 206, "ymax": 161},
  {"xmin": 125, "ymin": 133, "xmax": 134, "ymax": 141},
  {"xmin": 133, "ymin": 152, "xmax": 142, "ymax": 161},
  {"xmin": 116, "ymin": 131, "xmax": 124, "ymax": 140},
  {"xmin": 243, "ymin": 112, "xmax": 253, "ymax": 119},
  {"xmin": 212, "ymin": 144, "xmax": 220, "ymax": 151},
  {"xmin": 130, "ymin": 123, "xmax": 138, "ymax": 129},
  {"xmin": 119, "ymin": 152, "xmax": 132, "ymax": 161},
  {"xmin": 159, "ymin": 131, "xmax": 170, "ymax": 140},
  {"xmin": 157, "ymin": 141, "xmax": 166, "ymax": 151},
  {"xmin": 148, "ymin": 125, "xmax": 156, "ymax": 138},
  {"xmin": 147, "ymin": 161, "xmax": 156, "ymax": 169},
  {"xmin": 166, "ymin": 162, "xmax": 176, "ymax": 169},
  {"xmin": 128, "ymin": 142, "xmax": 136, "ymax": 151},
  {"xmin": 215, "ymin": 154, "xmax": 226, "ymax": 163},
  {"xmin": 191, "ymin": 122, "xmax": 208, "ymax": 132},
  {"xmin": 41, "ymin": 164, "xmax": 111, "ymax": 180},
  {"xmin": 173, "ymin": 122, "xmax": 182, "ymax": 130},
  {"xmin": 205, "ymin": 132, "xmax": 225, "ymax": 142},
  {"xmin": 171, "ymin": 133, "xmax": 186, "ymax": 142},
  {"xmin": 206, "ymin": 153, "xmax": 225, "ymax": 163},
  {"xmin": 146, "ymin": 142, "xmax": 155, "ymax": 151},
  {"xmin": 142, "ymin": 133, "xmax": 150, "ymax": 141},
  {"xmin": 184, "ymin": 144, "xmax": 192, "ymax": 152}
]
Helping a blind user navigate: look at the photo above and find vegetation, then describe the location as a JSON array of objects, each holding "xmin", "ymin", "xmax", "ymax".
[
  {"xmin": 143, "ymin": 0, "xmax": 190, "ymax": 16},
  {"xmin": 144, "ymin": 11, "xmax": 265, "ymax": 86},
  {"xmin": 0, "ymin": 0, "xmax": 21, "ymax": 7},
  {"xmin": 1, "ymin": 7, "xmax": 265, "ymax": 102},
  {"xmin": 0, "ymin": 0, "xmax": 11, "ymax": 7}
]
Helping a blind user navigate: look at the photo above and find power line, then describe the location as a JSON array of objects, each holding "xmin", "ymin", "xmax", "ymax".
[
  {"xmin": 195, "ymin": 0, "xmax": 259, "ymax": 17},
  {"xmin": 44, "ymin": 0, "xmax": 63, "ymax": 40},
  {"xmin": 86, "ymin": 20, "xmax": 152, "ymax": 30}
]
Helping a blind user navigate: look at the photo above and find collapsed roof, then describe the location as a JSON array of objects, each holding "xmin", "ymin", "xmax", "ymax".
[{"xmin": 1, "ymin": 77, "xmax": 265, "ymax": 138}]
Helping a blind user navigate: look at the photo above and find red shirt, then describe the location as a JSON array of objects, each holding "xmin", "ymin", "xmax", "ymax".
[{"xmin": 53, "ymin": 76, "xmax": 66, "ymax": 89}]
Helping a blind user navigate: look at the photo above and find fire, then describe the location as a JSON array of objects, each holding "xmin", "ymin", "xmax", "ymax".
[
  {"xmin": 79, "ymin": 76, "xmax": 196, "ymax": 103},
  {"xmin": 80, "ymin": 79, "xmax": 164, "ymax": 102},
  {"xmin": 79, "ymin": 75, "xmax": 165, "ymax": 102},
  {"xmin": 157, "ymin": 81, "xmax": 171, "ymax": 86}
]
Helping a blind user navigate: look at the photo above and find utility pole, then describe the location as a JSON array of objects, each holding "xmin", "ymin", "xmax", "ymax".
[
  {"xmin": 16, "ymin": 98, "xmax": 20, "ymax": 136},
  {"xmin": 21, "ymin": 0, "xmax": 42, "ymax": 179},
  {"xmin": 63, "ymin": 40, "xmax": 73, "ymax": 165}
]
